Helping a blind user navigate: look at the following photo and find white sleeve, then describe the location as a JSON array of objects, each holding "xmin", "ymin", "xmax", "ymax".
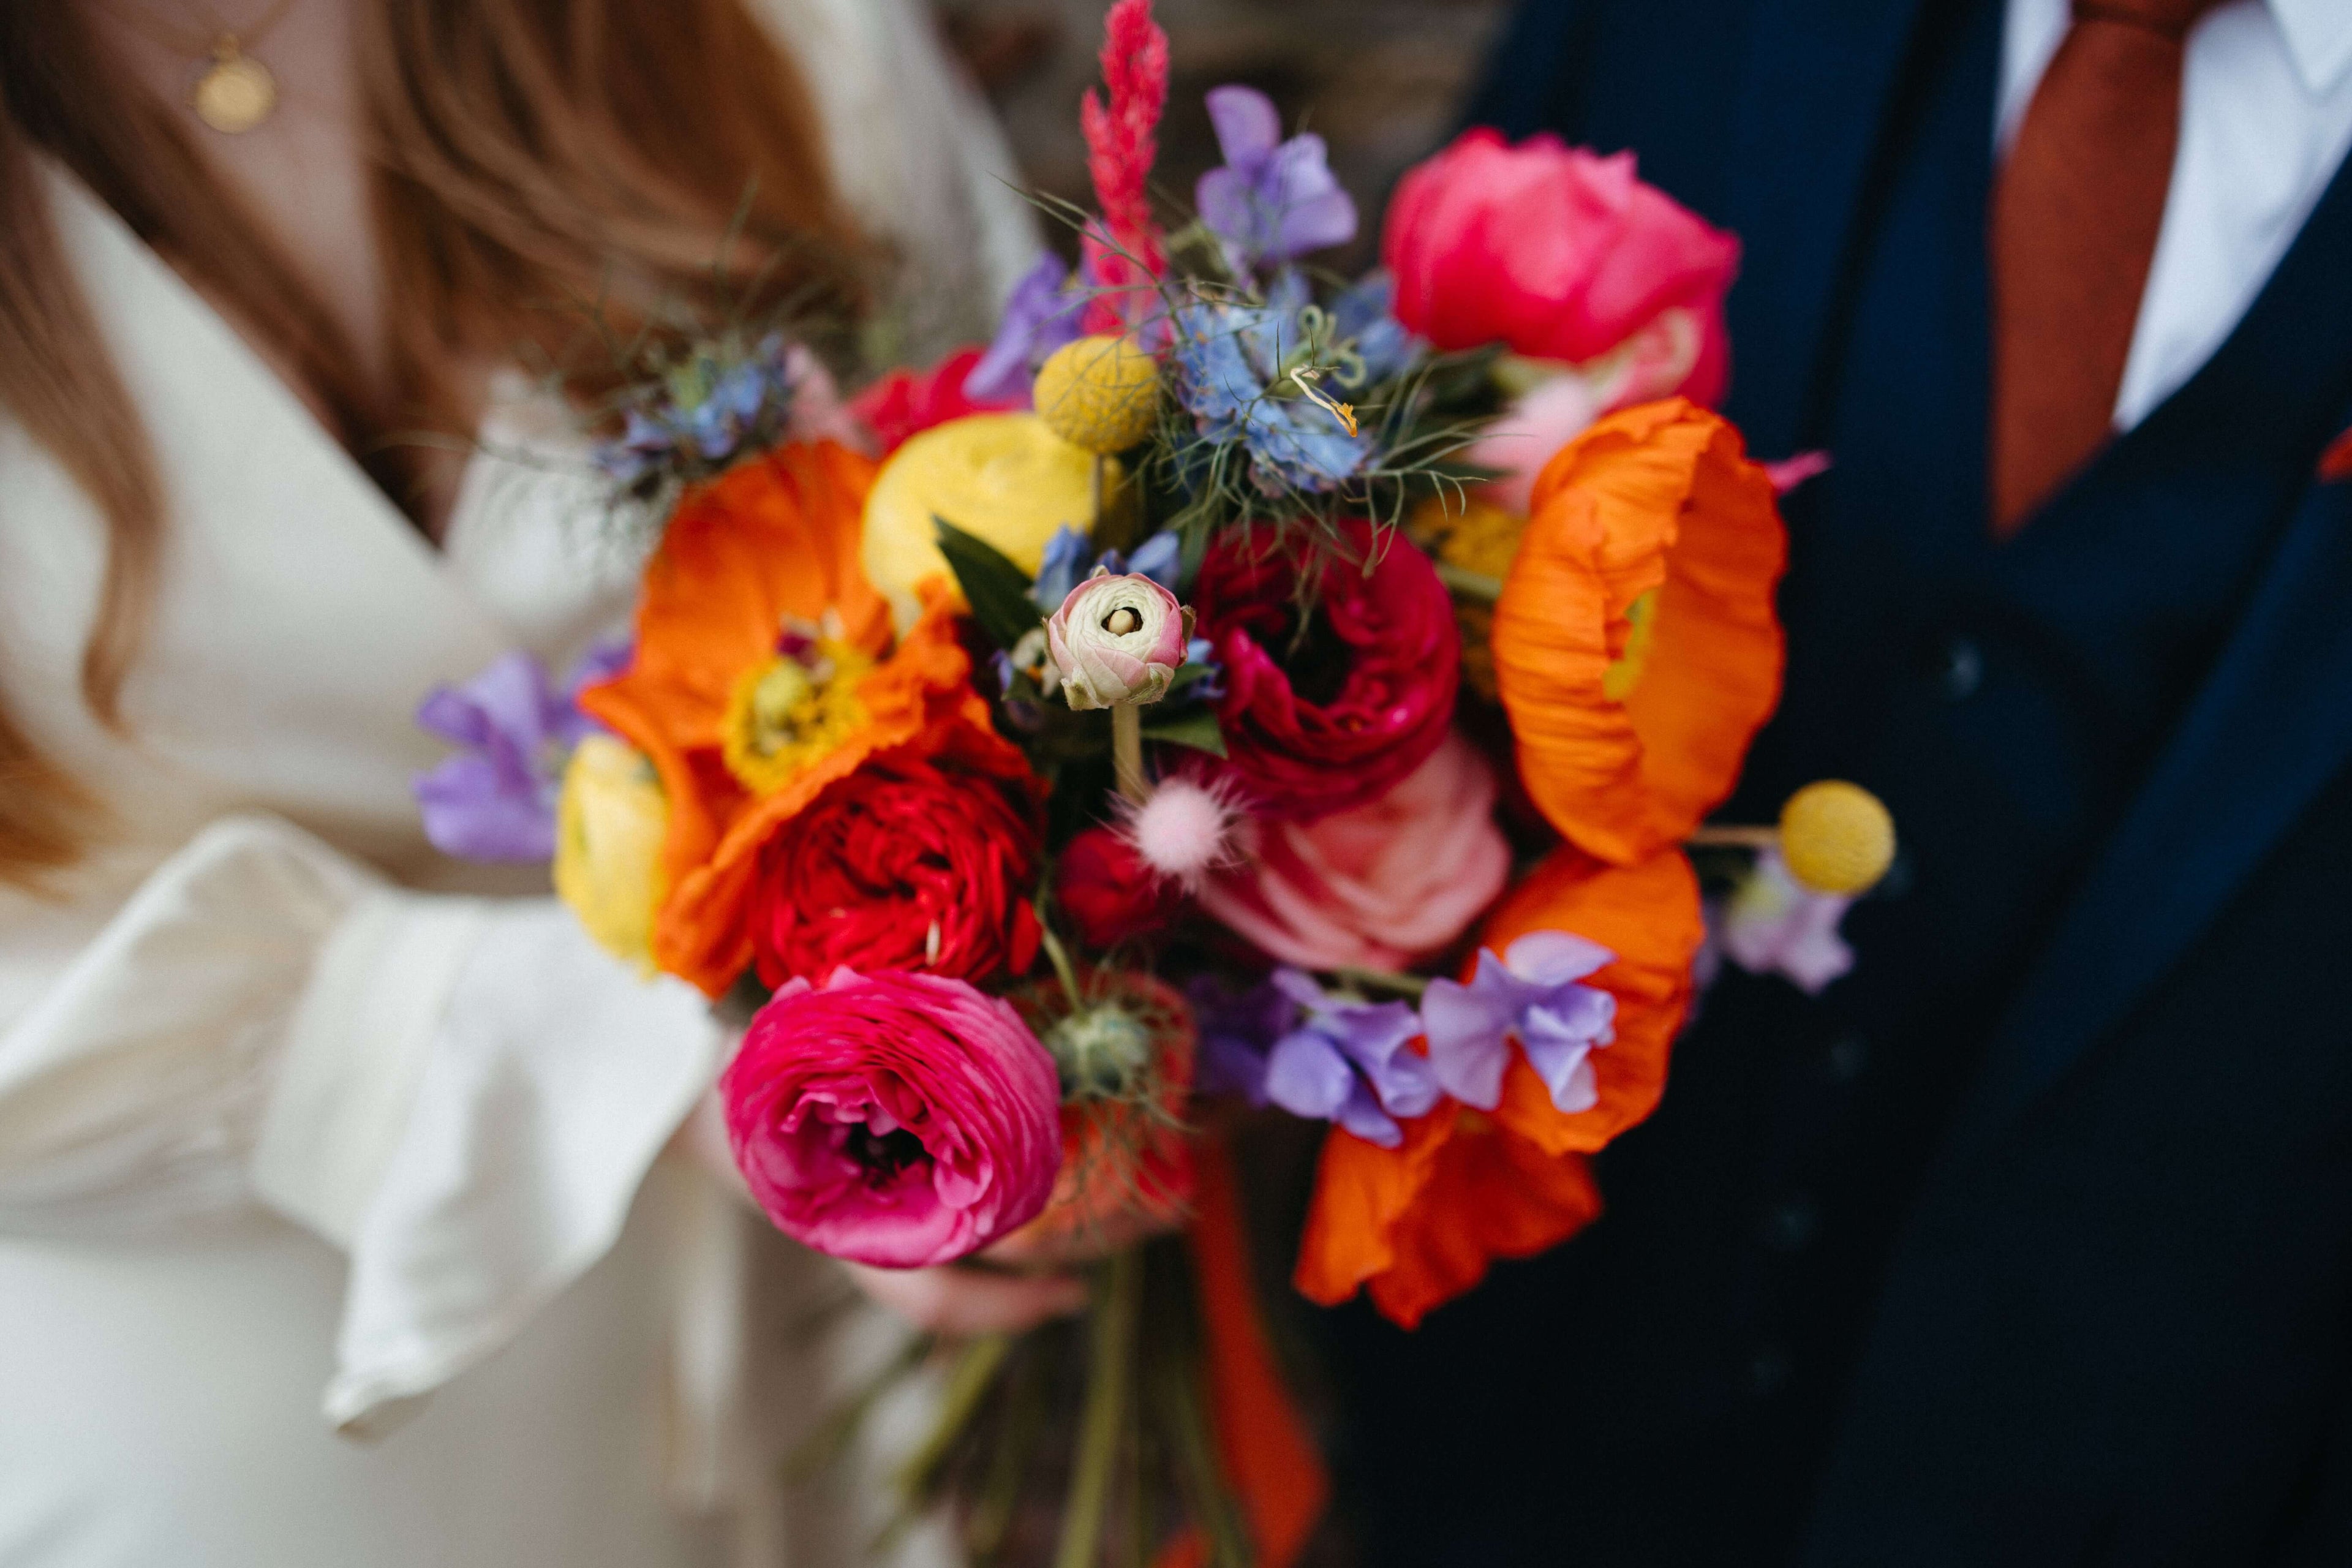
[{"xmin": 0, "ymin": 812, "xmax": 722, "ymax": 1434}]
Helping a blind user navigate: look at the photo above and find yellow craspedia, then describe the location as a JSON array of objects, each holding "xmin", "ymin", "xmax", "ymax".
[
  {"xmin": 1778, "ymin": 780, "xmax": 1896, "ymax": 897},
  {"xmin": 862, "ymin": 411, "xmax": 1100, "ymax": 631},
  {"xmin": 1032, "ymin": 333, "xmax": 1162, "ymax": 454},
  {"xmin": 554, "ymin": 733, "xmax": 669, "ymax": 974}
]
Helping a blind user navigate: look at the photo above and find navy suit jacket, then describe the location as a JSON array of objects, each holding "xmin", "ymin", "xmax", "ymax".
[{"xmin": 1330, "ymin": 2, "xmax": 2352, "ymax": 1564}]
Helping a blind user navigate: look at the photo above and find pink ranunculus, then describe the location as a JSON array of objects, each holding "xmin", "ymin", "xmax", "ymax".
[
  {"xmin": 722, "ymin": 967, "xmax": 1063, "ymax": 1268},
  {"xmin": 1197, "ymin": 731, "xmax": 1510, "ymax": 971},
  {"xmin": 1382, "ymin": 130, "xmax": 1741, "ymax": 406},
  {"xmin": 1461, "ymin": 372, "xmax": 1610, "ymax": 516},
  {"xmin": 1045, "ymin": 570, "xmax": 1191, "ymax": 710}
]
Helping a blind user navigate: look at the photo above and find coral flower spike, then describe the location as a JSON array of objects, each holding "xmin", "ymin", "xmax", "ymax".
[
  {"xmin": 1294, "ymin": 845, "xmax": 1703, "ymax": 1327},
  {"xmin": 1493, "ymin": 398, "xmax": 1787, "ymax": 865},
  {"xmin": 579, "ymin": 442, "xmax": 1019, "ymax": 994}
]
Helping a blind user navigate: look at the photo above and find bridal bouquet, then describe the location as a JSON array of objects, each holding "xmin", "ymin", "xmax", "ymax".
[{"xmin": 415, "ymin": 2, "xmax": 1892, "ymax": 1559}]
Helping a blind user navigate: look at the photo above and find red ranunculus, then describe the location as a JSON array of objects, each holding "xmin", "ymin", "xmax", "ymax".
[
  {"xmin": 1057, "ymin": 825, "xmax": 1186, "ymax": 948},
  {"xmin": 1196, "ymin": 518, "xmax": 1459, "ymax": 821},
  {"xmin": 847, "ymin": 346, "xmax": 1021, "ymax": 457},
  {"xmin": 724, "ymin": 967, "xmax": 1063, "ymax": 1266},
  {"xmin": 1383, "ymin": 130, "xmax": 1741, "ymax": 406},
  {"xmin": 748, "ymin": 748, "xmax": 1044, "ymax": 988}
]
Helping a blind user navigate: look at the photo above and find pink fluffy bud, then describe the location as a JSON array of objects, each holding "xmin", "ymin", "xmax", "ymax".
[{"xmin": 1117, "ymin": 774, "xmax": 1245, "ymax": 889}]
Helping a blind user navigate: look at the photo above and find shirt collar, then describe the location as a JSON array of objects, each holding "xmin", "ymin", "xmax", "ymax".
[{"xmin": 2271, "ymin": 0, "xmax": 2352, "ymax": 97}]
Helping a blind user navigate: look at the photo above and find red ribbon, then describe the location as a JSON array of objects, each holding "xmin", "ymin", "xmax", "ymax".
[{"xmin": 1152, "ymin": 1136, "xmax": 1330, "ymax": 1568}]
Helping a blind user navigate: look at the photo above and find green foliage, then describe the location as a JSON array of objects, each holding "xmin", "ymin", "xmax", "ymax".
[{"xmin": 935, "ymin": 516, "xmax": 1045, "ymax": 652}]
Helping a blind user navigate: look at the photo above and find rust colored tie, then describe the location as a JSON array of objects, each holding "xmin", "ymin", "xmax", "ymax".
[{"xmin": 1989, "ymin": 0, "xmax": 2223, "ymax": 535}]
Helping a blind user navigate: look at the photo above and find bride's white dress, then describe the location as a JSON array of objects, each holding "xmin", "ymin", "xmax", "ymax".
[{"xmin": 0, "ymin": 4, "xmax": 1036, "ymax": 1564}]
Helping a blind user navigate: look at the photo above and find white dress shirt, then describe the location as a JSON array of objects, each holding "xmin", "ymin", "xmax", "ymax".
[{"xmin": 1999, "ymin": 0, "xmax": 2352, "ymax": 431}]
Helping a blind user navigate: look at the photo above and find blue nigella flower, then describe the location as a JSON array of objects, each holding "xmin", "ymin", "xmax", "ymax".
[{"xmin": 1169, "ymin": 300, "xmax": 1378, "ymax": 495}]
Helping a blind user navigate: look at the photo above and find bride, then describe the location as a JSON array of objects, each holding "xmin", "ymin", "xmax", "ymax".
[{"xmin": 0, "ymin": 2, "xmax": 1077, "ymax": 1563}]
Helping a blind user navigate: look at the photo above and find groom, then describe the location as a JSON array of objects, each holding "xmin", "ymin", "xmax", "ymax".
[{"xmin": 1327, "ymin": 1, "xmax": 2352, "ymax": 1564}]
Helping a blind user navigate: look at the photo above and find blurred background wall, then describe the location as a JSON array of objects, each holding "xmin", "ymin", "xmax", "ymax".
[{"xmin": 932, "ymin": 0, "xmax": 1511, "ymax": 273}]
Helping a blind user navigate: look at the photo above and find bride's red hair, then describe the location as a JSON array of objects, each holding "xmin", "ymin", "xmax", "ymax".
[{"xmin": 0, "ymin": 0, "xmax": 865, "ymax": 880}]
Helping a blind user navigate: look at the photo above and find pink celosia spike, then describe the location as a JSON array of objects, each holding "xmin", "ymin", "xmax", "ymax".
[{"xmin": 1079, "ymin": 0, "xmax": 1169, "ymax": 333}]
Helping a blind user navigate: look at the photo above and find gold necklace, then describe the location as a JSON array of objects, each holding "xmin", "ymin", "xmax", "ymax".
[{"xmin": 102, "ymin": 0, "xmax": 300, "ymax": 135}]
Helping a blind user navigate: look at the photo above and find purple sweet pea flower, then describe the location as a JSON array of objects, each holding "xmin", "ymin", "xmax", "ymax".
[
  {"xmin": 1189, "ymin": 971, "xmax": 1436, "ymax": 1147},
  {"xmin": 1262, "ymin": 970, "xmax": 1436, "ymax": 1147},
  {"xmin": 964, "ymin": 254, "xmax": 1092, "ymax": 406},
  {"xmin": 1714, "ymin": 846, "xmax": 1856, "ymax": 995},
  {"xmin": 1421, "ymin": 931, "xmax": 1619, "ymax": 1114},
  {"xmin": 1189, "ymin": 974, "xmax": 1297, "ymax": 1105},
  {"xmin": 1195, "ymin": 85, "xmax": 1358, "ymax": 274},
  {"xmin": 412, "ymin": 641, "xmax": 625, "ymax": 864}
]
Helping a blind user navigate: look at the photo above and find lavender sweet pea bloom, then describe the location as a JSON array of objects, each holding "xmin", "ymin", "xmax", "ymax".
[
  {"xmin": 1714, "ymin": 846, "xmax": 1856, "ymax": 995},
  {"xmin": 413, "ymin": 640, "xmax": 623, "ymax": 863},
  {"xmin": 1196, "ymin": 85, "xmax": 1357, "ymax": 274},
  {"xmin": 963, "ymin": 254, "xmax": 1091, "ymax": 406},
  {"xmin": 1190, "ymin": 974, "xmax": 1298, "ymax": 1105},
  {"xmin": 1189, "ymin": 971, "xmax": 1437, "ymax": 1147},
  {"xmin": 1421, "ymin": 931, "xmax": 1619, "ymax": 1114}
]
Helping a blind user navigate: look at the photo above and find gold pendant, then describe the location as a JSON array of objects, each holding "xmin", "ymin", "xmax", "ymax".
[{"xmin": 191, "ymin": 40, "xmax": 276, "ymax": 135}]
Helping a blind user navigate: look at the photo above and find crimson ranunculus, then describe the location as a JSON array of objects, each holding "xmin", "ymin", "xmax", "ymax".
[
  {"xmin": 748, "ymin": 750, "xmax": 1044, "ymax": 988},
  {"xmin": 1383, "ymin": 130, "xmax": 1741, "ymax": 405},
  {"xmin": 1056, "ymin": 825, "xmax": 1186, "ymax": 948},
  {"xmin": 1196, "ymin": 517, "xmax": 1458, "ymax": 821},
  {"xmin": 723, "ymin": 967, "xmax": 1063, "ymax": 1266}
]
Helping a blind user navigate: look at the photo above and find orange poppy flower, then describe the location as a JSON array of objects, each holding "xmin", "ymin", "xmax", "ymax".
[
  {"xmin": 1493, "ymin": 398, "xmax": 1786, "ymax": 865},
  {"xmin": 578, "ymin": 441, "xmax": 1024, "ymax": 995},
  {"xmin": 1292, "ymin": 846, "xmax": 1702, "ymax": 1327}
]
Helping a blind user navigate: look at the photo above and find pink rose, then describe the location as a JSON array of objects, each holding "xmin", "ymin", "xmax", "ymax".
[
  {"xmin": 722, "ymin": 967, "xmax": 1063, "ymax": 1267},
  {"xmin": 1383, "ymin": 130, "xmax": 1741, "ymax": 406},
  {"xmin": 1045, "ymin": 570, "xmax": 1191, "ymax": 709},
  {"xmin": 1197, "ymin": 731, "xmax": 1510, "ymax": 971}
]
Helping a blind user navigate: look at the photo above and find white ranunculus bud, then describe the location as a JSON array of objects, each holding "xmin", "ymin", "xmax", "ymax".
[{"xmin": 1044, "ymin": 568, "xmax": 1191, "ymax": 710}]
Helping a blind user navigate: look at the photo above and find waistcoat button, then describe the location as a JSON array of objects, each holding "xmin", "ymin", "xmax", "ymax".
[{"xmin": 1940, "ymin": 635, "xmax": 1983, "ymax": 699}]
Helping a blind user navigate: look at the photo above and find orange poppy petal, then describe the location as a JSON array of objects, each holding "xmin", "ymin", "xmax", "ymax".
[
  {"xmin": 649, "ymin": 588, "xmax": 1032, "ymax": 994},
  {"xmin": 1293, "ymin": 1109, "xmax": 1603, "ymax": 1329},
  {"xmin": 1292, "ymin": 1109, "xmax": 1454, "ymax": 1308},
  {"xmin": 1494, "ymin": 398, "xmax": 1786, "ymax": 865},
  {"xmin": 1366, "ymin": 1126, "xmax": 1602, "ymax": 1329},
  {"xmin": 1477, "ymin": 846, "xmax": 1703, "ymax": 1157},
  {"xmin": 578, "ymin": 441, "xmax": 886, "ymax": 890}
]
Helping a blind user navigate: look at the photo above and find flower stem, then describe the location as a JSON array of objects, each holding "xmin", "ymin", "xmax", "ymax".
[
  {"xmin": 1055, "ymin": 1248, "xmax": 1142, "ymax": 1568},
  {"xmin": 1435, "ymin": 562, "xmax": 1504, "ymax": 602},
  {"xmin": 1112, "ymin": 704, "xmax": 1149, "ymax": 805},
  {"xmin": 1687, "ymin": 823, "xmax": 1779, "ymax": 851},
  {"xmin": 1328, "ymin": 965, "xmax": 1429, "ymax": 1000},
  {"xmin": 1035, "ymin": 895, "xmax": 1084, "ymax": 1012}
]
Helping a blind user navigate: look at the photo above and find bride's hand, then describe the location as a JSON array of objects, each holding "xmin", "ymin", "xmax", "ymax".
[{"xmin": 835, "ymin": 1194, "xmax": 1183, "ymax": 1335}]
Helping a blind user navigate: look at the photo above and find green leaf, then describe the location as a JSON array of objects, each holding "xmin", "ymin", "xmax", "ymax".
[
  {"xmin": 933, "ymin": 516, "xmax": 1042, "ymax": 652},
  {"xmin": 1139, "ymin": 707, "xmax": 1227, "ymax": 758},
  {"xmin": 1163, "ymin": 660, "xmax": 1215, "ymax": 699}
]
